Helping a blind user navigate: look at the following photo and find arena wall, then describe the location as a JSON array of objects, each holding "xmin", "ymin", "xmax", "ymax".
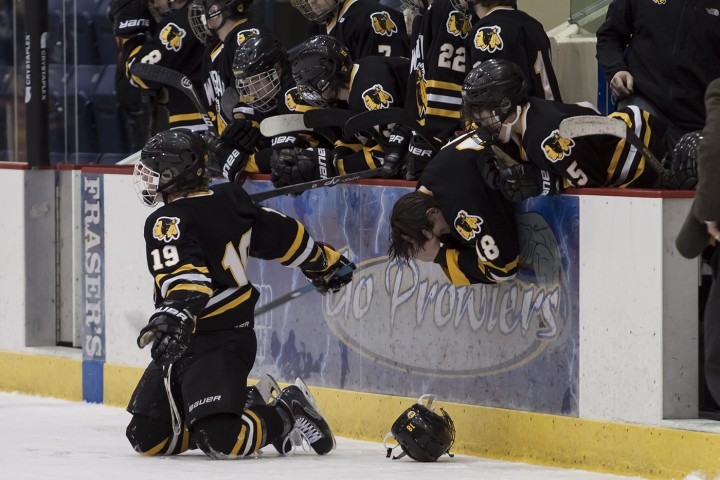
[{"xmin": 1, "ymin": 165, "xmax": 719, "ymax": 479}]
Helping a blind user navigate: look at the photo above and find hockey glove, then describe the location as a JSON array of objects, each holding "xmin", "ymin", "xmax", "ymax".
[
  {"xmin": 111, "ymin": 0, "xmax": 152, "ymax": 38},
  {"xmin": 497, "ymin": 163, "xmax": 560, "ymax": 202},
  {"xmin": 405, "ymin": 135, "xmax": 435, "ymax": 180},
  {"xmin": 301, "ymin": 242, "xmax": 356, "ymax": 294},
  {"xmin": 221, "ymin": 118, "xmax": 261, "ymax": 154},
  {"xmin": 379, "ymin": 124, "xmax": 412, "ymax": 178},
  {"xmin": 270, "ymin": 147, "xmax": 336, "ymax": 188},
  {"xmin": 137, "ymin": 301, "xmax": 195, "ymax": 366},
  {"xmin": 206, "ymin": 135, "xmax": 249, "ymax": 183}
]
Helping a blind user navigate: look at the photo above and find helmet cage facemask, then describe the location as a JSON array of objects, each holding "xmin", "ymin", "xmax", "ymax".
[
  {"xmin": 235, "ymin": 68, "xmax": 281, "ymax": 112},
  {"xmin": 189, "ymin": 0, "xmax": 216, "ymax": 44},
  {"xmin": 291, "ymin": 0, "xmax": 339, "ymax": 23},
  {"xmin": 133, "ymin": 150, "xmax": 203, "ymax": 206}
]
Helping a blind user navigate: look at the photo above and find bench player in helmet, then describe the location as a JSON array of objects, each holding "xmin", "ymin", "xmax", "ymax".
[
  {"xmin": 294, "ymin": 0, "xmax": 411, "ymax": 60},
  {"xmin": 465, "ymin": 59, "xmax": 673, "ymax": 193},
  {"xmin": 211, "ymin": 33, "xmax": 333, "ymax": 184},
  {"xmin": 127, "ymin": 129, "xmax": 354, "ymax": 459},
  {"xmin": 113, "ymin": 0, "xmax": 207, "ymax": 132},
  {"xmin": 387, "ymin": 122, "xmax": 520, "ymax": 285},
  {"xmin": 269, "ymin": 35, "xmax": 411, "ymax": 187},
  {"xmin": 188, "ymin": 0, "xmax": 269, "ymax": 131},
  {"xmin": 467, "ymin": 1, "xmax": 561, "ymax": 103},
  {"xmin": 403, "ymin": 0, "xmax": 473, "ymax": 178}
]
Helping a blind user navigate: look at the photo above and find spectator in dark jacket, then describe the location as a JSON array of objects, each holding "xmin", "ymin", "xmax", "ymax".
[{"xmin": 596, "ymin": 0, "xmax": 720, "ymax": 145}]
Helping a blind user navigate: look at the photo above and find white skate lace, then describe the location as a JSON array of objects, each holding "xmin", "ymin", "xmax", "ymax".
[{"xmin": 294, "ymin": 416, "xmax": 323, "ymax": 445}]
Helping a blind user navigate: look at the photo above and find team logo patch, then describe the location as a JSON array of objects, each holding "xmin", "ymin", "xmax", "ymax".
[
  {"xmin": 447, "ymin": 11, "xmax": 472, "ymax": 38},
  {"xmin": 652, "ymin": 0, "xmax": 666, "ymax": 4},
  {"xmin": 541, "ymin": 130, "xmax": 575, "ymax": 163},
  {"xmin": 285, "ymin": 87, "xmax": 304, "ymax": 111},
  {"xmin": 152, "ymin": 216, "xmax": 181, "ymax": 242},
  {"xmin": 454, "ymin": 210, "xmax": 483, "ymax": 240},
  {"xmin": 474, "ymin": 25, "xmax": 503, "ymax": 53},
  {"xmin": 415, "ymin": 64, "xmax": 427, "ymax": 123},
  {"xmin": 370, "ymin": 11, "xmax": 398, "ymax": 36},
  {"xmin": 160, "ymin": 23, "xmax": 186, "ymax": 52},
  {"xmin": 362, "ymin": 84, "xmax": 394, "ymax": 110},
  {"xmin": 236, "ymin": 28, "xmax": 260, "ymax": 45}
]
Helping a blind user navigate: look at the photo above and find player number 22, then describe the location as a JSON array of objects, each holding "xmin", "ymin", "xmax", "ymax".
[{"xmin": 438, "ymin": 44, "xmax": 465, "ymax": 73}]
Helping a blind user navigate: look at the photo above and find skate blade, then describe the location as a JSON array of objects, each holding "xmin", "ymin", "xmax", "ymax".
[
  {"xmin": 255, "ymin": 373, "xmax": 282, "ymax": 405},
  {"xmin": 294, "ymin": 377, "xmax": 325, "ymax": 417}
]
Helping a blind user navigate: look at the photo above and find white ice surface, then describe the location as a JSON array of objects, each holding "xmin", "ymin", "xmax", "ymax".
[{"xmin": 0, "ymin": 392, "xmax": 643, "ymax": 480}]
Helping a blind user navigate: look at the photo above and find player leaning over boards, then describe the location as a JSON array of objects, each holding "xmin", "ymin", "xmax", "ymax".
[
  {"xmin": 387, "ymin": 100, "xmax": 522, "ymax": 286},
  {"xmin": 126, "ymin": 129, "xmax": 355, "ymax": 459},
  {"xmin": 466, "ymin": 59, "xmax": 676, "ymax": 193}
]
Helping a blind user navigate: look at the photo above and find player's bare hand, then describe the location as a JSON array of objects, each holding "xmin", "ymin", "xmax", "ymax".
[{"xmin": 610, "ymin": 71, "xmax": 634, "ymax": 100}]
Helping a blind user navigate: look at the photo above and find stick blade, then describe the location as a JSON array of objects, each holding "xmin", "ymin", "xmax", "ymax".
[
  {"xmin": 260, "ymin": 114, "xmax": 308, "ymax": 137},
  {"xmin": 559, "ymin": 115, "xmax": 627, "ymax": 139}
]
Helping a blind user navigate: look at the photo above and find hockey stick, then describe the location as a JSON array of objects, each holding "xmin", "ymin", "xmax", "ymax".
[
  {"xmin": 249, "ymin": 168, "xmax": 378, "ymax": 202},
  {"xmin": 558, "ymin": 115, "xmax": 679, "ymax": 189},
  {"xmin": 138, "ymin": 263, "xmax": 353, "ymax": 347},
  {"xmin": 259, "ymin": 108, "xmax": 351, "ymax": 140},
  {"xmin": 220, "ymin": 87, "xmax": 240, "ymax": 120},
  {"xmin": 255, "ymin": 262, "xmax": 354, "ymax": 315},
  {"xmin": 343, "ymin": 107, "xmax": 443, "ymax": 152},
  {"xmin": 130, "ymin": 62, "xmax": 217, "ymax": 135}
]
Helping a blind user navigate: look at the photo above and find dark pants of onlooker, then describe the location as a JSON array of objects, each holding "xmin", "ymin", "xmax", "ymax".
[{"xmin": 703, "ymin": 246, "xmax": 720, "ymax": 408}]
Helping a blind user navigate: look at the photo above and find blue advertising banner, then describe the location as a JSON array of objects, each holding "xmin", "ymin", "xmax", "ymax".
[
  {"xmin": 244, "ymin": 180, "xmax": 579, "ymax": 416},
  {"xmin": 81, "ymin": 173, "xmax": 105, "ymax": 403}
]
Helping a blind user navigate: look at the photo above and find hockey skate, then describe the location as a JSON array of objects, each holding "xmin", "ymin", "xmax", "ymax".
[
  {"xmin": 273, "ymin": 377, "xmax": 336, "ymax": 455},
  {"xmin": 246, "ymin": 373, "xmax": 283, "ymax": 408}
]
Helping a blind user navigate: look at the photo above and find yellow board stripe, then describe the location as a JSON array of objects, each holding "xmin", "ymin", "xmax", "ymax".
[{"xmin": 10, "ymin": 354, "xmax": 720, "ymax": 478}]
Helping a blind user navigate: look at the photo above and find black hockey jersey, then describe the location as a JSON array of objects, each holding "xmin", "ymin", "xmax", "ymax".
[
  {"xmin": 334, "ymin": 56, "xmax": 410, "ymax": 175},
  {"xmin": 143, "ymin": 182, "xmax": 333, "ymax": 331},
  {"xmin": 244, "ymin": 79, "xmax": 329, "ymax": 174},
  {"xmin": 418, "ymin": 131, "xmax": 519, "ymax": 285},
  {"xmin": 313, "ymin": 0, "xmax": 411, "ymax": 60},
  {"xmin": 123, "ymin": 7, "xmax": 206, "ymax": 128},
  {"xmin": 201, "ymin": 18, "xmax": 270, "ymax": 133},
  {"xmin": 467, "ymin": 6, "xmax": 561, "ymax": 102},
  {"xmin": 406, "ymin": 0, "xmax": 472, "ymax": 139},
  {"xmin": 518, "ymin": 98, "xmax": 668, "ymax": 188}
]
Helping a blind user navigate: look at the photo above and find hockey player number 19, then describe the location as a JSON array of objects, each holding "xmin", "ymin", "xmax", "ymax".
[{"xmin": 150, "ymin": 246, "xmax": 180, "ymax": 270}]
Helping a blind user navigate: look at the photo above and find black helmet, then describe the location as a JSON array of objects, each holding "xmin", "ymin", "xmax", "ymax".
[
  {"xmin": 668, "ymin": 130, "xmax": 701, "ymax": 190},
  {"xmin": 292, "ymin": 35, "xmax": 353, "ymax": 107},
  {"xmin": 385, "ymin": 395, "xmax": 455, "ymax": 462},
  {"xmin": 188, "ymin": 0, "xmax": 252, "ymax": 43},
  {"xmin": 233, "ymin": 33, "xmax": 290, "ymax": 112},
  {"xmin": 462, "ymin": 59, "xmax": 528, "ymax": 137},
  {"xmin": 291, "ymin": 0, "xmax": 340, "ymax": 24},
  {"xmin": 134, "ymin": 129, "xmax": 208, "ymax": 206}
]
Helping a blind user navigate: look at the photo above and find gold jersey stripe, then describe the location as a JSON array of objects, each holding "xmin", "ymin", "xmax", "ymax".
[
  {"xmin": 200, "ymin": 288, "xmax": 252, "ymax": 319},
  {"xmin": 278, "ymin": 222, "xmax": 306, "ymax": 263}
]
